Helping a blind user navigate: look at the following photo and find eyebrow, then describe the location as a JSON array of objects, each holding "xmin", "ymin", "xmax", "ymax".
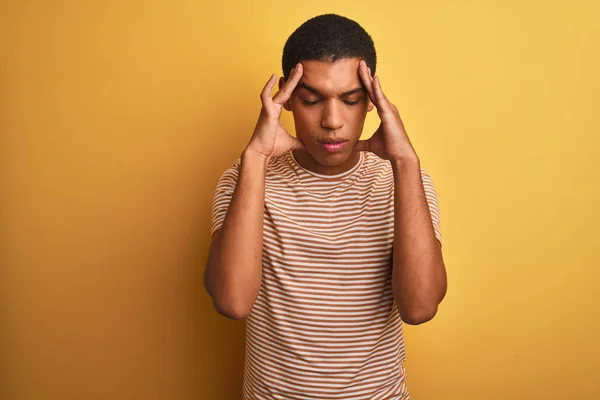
[{"xmin": 296, "ymin": 82, "xmax": 365, "ymax": 97}]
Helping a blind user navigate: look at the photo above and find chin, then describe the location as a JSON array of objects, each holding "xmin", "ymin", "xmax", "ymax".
[{"xmin": 309, "ymin": 148, "xmax": 354, "ymax": 166}]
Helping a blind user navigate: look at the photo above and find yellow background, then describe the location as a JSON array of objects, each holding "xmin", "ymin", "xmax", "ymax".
[{"xmin": 1, "ymin": 1, "xmax": 599, "ymax": 399}]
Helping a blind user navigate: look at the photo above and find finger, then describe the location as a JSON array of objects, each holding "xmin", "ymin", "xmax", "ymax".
[
  {"xmin": 373, "ymin": 76, "xmax": 386, "ymax": 103},
  {"xmin": 290, "ymin": 137, "xmax": 305, "ymax": 150},
  {"xmin": 275, "ymin": 63, "xmax": 303, "ymax": 102},
  {"xmin": 354, "ymin": 139, "xmax": 369, "ymax": 152},
  {"xmin": 373, "ymin": 75, "xmax": 397, "ymax": 114},
  {"xmin": 261, "ymin": 74, "xmax": 278, "ymax": 104},
  {"xmin": 273, "ymin": 63, "xmax": 303, "ymax": 104},
  {"xmin": 358, "ymin": 61, "xmax": 377, "ymax": 106}
]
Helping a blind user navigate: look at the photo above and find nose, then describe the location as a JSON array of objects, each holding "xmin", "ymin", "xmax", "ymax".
[{"xmin": 321, "ymin": 100, "xmax": 344, "ymax": 131}]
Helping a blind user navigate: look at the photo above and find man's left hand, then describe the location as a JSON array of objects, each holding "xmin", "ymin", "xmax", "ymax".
[{"xmin": 354, "ymin": 60, "xmax": 419, "ymax": 164}]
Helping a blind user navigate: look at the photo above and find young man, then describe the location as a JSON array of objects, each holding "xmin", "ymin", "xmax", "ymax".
[{"xmin": 205, "ymin": 14, "xmax": 447, "ymax": 399}]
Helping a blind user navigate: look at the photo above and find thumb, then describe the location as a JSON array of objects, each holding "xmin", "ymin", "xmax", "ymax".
[
  {"xmin": 291, "ymin": 137, "xmax": 305, "ymax": 150},
  {"xmin": 354, "ymin": 139, "xmax": 370, "ymax": 152}
]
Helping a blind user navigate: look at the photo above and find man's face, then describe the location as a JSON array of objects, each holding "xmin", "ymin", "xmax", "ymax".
[{"xmin": 283, "ymin": 58, "xmax": 374, "ymax": 173}]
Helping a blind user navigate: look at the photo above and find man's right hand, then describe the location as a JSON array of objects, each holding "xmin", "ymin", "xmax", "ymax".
[
  {"xmin": 246, "ymin": 64, "xmax": 305, "ymax": 160},
  {"xmin": 205, "ymin": 66, "xmax": 304, "ymax": 319}
]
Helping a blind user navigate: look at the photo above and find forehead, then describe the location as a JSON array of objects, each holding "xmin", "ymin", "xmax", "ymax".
[{"xmin": 298, "ymin": 58, "xmax": 363, "ymax": 95}]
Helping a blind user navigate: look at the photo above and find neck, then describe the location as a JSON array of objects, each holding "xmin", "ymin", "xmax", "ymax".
[{"xmin": 292, "ymin": 150, "xmax": 361, "ymax": 176}]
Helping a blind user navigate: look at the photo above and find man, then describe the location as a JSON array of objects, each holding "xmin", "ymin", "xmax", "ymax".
[{"xmin": 205, "ymin": 14, "xmax": 447, "ymax": 399}]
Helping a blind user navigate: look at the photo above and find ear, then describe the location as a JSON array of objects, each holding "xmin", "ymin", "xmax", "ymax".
[
  {"xmin": 278, "ymin": 77, "xmax": 292, "ymax": 111},
  {"xmin": 367, "ymin": 99, "xmax": 375, "ymax": 112}
]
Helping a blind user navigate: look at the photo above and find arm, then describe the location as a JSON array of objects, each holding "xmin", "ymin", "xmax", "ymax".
[
  {"xmin": 204, "ymin": 150, "xmax": 269, "ymax": 320},
  {"xmin": 355, "ymin": 60, "xmax": 447, "ymax": 325},
  {"xmin": 204, "ymin": 64, "xmax": 305, "ymax": 320},
  {"xmin": 391, "ymin": 157, "xmax": 447, "ymax": 325}
]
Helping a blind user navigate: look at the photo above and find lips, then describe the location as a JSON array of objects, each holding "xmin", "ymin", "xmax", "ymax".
[{"xmin": 318, "ymin": 139, "xmax": 348, "ymax": 153}]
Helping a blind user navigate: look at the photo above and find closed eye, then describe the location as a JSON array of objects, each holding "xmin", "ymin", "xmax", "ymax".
[
  {"xmin": 301, "ymin": 97, "xmax": 363, "ymax": 106},
  {"xmin": 302, "ymin": 99, "xmax": 321, "ymax": 105},
  {"xmin": 342, "ymin": 94, "xmax": 365, "ymax": 106}
]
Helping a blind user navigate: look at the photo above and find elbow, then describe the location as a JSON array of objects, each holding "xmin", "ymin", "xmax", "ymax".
[
  {"xmin": 215, "ymin": 303, "xmax": 250, "ymax": 320},
  {"xmin": 204, "ymin": 269, "xmax": 249, "ymax": 320},
  {"xmin": 204, "ymin": 274, "xmax": 254, "ymax": 320},
  {"xmin": 212, "ymin": 298, "xmax": 252, "ymax": 320},
  {"xmin": 400, "ymin": 305, "xmax": 438, "ymax": 325}
]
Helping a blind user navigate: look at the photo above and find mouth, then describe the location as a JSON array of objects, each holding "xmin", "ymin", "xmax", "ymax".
[{"xmin": 318, "ymin": 139, "xmax": 348, "ymax": 153}]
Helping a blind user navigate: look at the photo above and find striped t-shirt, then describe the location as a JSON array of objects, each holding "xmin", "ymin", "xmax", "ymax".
[{"xmin": 211, "ymin": 150, "xmax": 442, "ymax": 400}]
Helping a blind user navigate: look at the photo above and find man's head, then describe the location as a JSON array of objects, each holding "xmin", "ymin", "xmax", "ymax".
[
  {"xmin": 282, "ymin": 14, "xmax": 376, "ymax": 81},
  {"xmin": 280, "ymin": 14, "xmax": 377, "ymax": 174}
]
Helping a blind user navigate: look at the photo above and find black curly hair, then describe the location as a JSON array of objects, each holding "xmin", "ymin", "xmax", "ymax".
[{"xmin": 282, "ymin": 14, "xmax": 376, "ymax": 80}]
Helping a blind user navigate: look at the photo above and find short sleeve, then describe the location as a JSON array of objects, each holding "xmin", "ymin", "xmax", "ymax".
[
  {"xmin": 211, "ymin": 160, "xmax": 241, "ymax": 235},
  {"xmin": 421, "ymin": 169, "xmax": 443, "ymax": 245}
]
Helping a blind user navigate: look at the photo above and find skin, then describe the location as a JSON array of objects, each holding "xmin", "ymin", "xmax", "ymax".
[
  {"xmin": 204, "ymin": 58, "xmax": 447, "ymax": 324},
  {"xmin": 282, "ymin": 58, "xmax": 374, "ymax": 175}
]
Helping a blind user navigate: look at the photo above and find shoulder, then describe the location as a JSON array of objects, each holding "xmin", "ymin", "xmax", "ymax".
[
  {"xmin": 216, "ymin": 153, "xmax": 293, "ymax": 186},
  {"xmin": 361, "ymin": 152, "xmax": 393, "ymax": 178},
  {"xmin": 419, "ymin": 168, "xmax": 436, "ymax": 189},
  {"xmin": 362, "ymin": 151, "xmax": 390, "ymax": 169},
  {"xmin": 216, "ymin": 159, "xmax": 241, "ymax": 184},
  {"xmin": 265, "ymin": 152, "xmax": 295, "ymax": 180},
  {"xmin": 363, "ymin": 153, "xmax": 435, "ymax": 179}
]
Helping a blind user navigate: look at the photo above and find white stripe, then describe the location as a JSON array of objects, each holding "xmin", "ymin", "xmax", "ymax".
[{"xmin": 211, "ymin": 152, "xmax": 440, "ymax": 398}]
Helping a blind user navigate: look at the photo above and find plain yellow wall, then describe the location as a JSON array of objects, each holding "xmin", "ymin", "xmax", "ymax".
[{"xmin": 1, "ymin": 1, "xmax": 599, "ymax": 399}]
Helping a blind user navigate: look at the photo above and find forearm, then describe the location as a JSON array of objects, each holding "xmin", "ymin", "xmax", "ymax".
[
  {"xmin": 205, "ymin": 149, "xmax": 268, "ymax": 319},
  {"xmin": 391, "ymin": 157, "xmax": 447, "ymax": 325}
]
